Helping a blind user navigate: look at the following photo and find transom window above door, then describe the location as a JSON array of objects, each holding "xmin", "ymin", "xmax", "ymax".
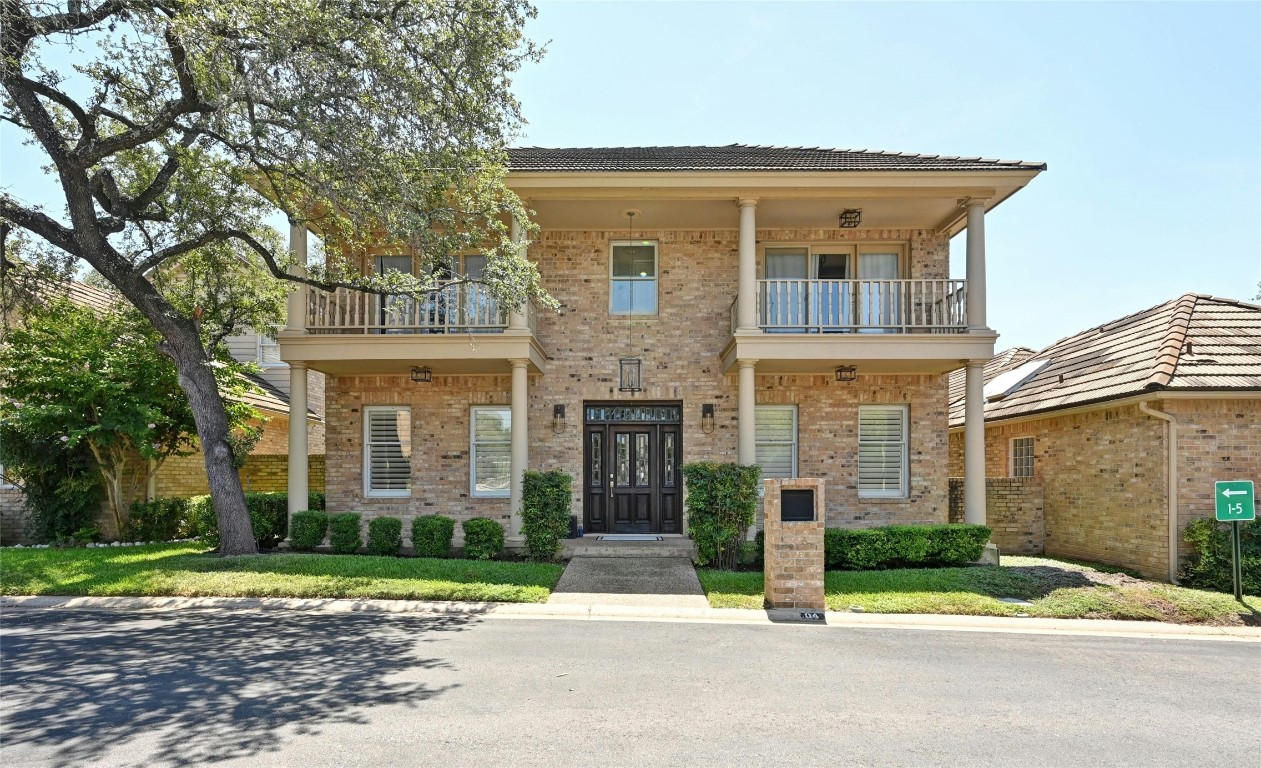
[{"xmin": 610, "ymin": 241, "xmax": 658, "ymax": 316}]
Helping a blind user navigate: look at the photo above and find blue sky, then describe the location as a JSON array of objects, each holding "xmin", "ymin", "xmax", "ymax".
[
  {"xmin": 511, "ymin": 1, "xmax": 1261, "ymax": 349},
  {"xmin": 3, "ymin": 2, "xmax": 1257, "ymax": 351}
]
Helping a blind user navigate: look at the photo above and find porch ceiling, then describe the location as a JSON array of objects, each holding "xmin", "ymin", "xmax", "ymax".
[{"xmin": 719, "ymin": 332, "xmax": 999, "ymax": 376}]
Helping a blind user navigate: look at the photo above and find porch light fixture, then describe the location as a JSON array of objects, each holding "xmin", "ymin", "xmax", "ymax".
[
  {"xmin": 839, "ymin": 208, "xmax": 862, "ymax": 228},
  {"xmin": 701, "ymin": 403, "xmax": 716, "ymax": 434},
  {"xmin": 410, "ymin": 366, "xmax": 433, "ymax": 383},
  {"xmin": 834, "ymin": 365, "xmax": 858, "ymax": 382},
  {"xmin": 618, "ymin": 357, "xmax": 643, "ymax": 392},
  {"xmin": 552, "ymin": 404, "xmax": 567, "ymax": 434}
]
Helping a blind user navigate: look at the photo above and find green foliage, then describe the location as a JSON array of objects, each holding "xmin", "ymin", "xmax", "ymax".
[
  {"xmin": 0, "ymin": 433, "xmax": 102, "ymax": 543},
  {"xmin": 366, "ymin": 517, "xmax": 403, "ymax": 557},
  {"xmin": 412, "ymin": 516, "xmax": 456, "ymax": 559},
  {"xmin": 289, "ymin": 511, "xmax": 328, "ymax": 552},
  {"xmin": 189, "ymin": 492, "xmax": 302, "ymax": 549},
  {"xmin": 1179, "ymin": 518, "xmax": 1260, "ymax": 596},
  {"xmin": 682, "ymin": 462, "xmax": 761, "ymax": 569},
  {"xmin": 823, "ymin": 524, "xmax": 992, "ymax": 570},
  {"xmin": 125, "ymin": 498, "xmax": 195, "ymax": 542},
  {"xmin": 521, "ymin": 470, "xmax": 572, "ymax": 561},
  {"xmin": 327, "ymin": 513, "xmax": 363, "ymax": 555},
  {"xmin": 462, "ymin": 518, "xmax": 505, "ymax": 560},
  {"xmin": 306, "ymin": 491, "xmax": 327, "ymax": 511}
]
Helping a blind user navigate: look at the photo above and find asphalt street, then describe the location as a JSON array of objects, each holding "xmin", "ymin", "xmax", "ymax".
[{"xmin": 1, "ymin": 607, "xmax": 1257, "ymax": 767}]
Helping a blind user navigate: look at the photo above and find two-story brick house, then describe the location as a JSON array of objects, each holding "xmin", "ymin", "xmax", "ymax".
[{"xmin": 277, "ymin": 145, "xmax": 1044, "ymax": 546}]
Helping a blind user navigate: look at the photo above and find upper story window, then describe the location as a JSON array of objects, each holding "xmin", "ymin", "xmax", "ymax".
[
  {"xmin": 610, "ymin": 241, "xmax": 658, "ymax": 316},
  {"xmin": 764, "ymin": 244, "xmax": 905, "ymax": 332},
  {"xmin": 257, "ymin": 329, "xmax": 283, "ymax": 367},
  {"xmin": 764, "ymin": 244, "xmax": 904, "ymax": 281}
]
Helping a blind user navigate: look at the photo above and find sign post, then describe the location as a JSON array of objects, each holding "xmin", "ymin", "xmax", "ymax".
[{"xmin": 1214, "ymin": 480, "xmax": 1255, "ymax": 601}]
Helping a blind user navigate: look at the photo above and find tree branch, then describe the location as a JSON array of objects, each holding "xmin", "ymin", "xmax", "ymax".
[{"xmin": 0, "ymin": 195, "xmax": 78, "ymax": 255}]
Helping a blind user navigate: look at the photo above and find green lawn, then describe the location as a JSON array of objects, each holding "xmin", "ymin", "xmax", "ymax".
[
  {"xmin": 0, "ymin": 543, "xmax": 565, "ymax": 603},
  {"xmin": 698, "ymin": 556, "xmax": 1261, "ymax": 625}
]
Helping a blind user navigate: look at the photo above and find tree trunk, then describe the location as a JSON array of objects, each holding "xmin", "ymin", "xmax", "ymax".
[{"xmin": 171, "ymin": 346, "xmax": 257, "ymax": 556}]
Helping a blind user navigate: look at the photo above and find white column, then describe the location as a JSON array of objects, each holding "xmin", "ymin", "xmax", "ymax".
[
  {"xmin": 508, "ymin": 216, "xmax": 530, "ymax": 332},
  {"xmin": 964, "ymin": 199, "xmax": 988, "ymax": 332},
  {"xmin": 509, "ymin": 359, "xmax": 529, "ymax": 537},
  {"xmin": 736, "ymin": 198, "xmax": 758, "ymax": 332},
  {"xmin": 287, "ymin": 363, "xmax": 309, "ymax": 521},
  {"xmin": 963, "ymin": 360, "xmax": 986, "ymax": 525},
  {"xmin": 737, "ymin": 359, "xmax": 757, "ymax": 465},
  {"xmin": 286, "ymin": 222, "xmax": 309, "ymax": 332}
]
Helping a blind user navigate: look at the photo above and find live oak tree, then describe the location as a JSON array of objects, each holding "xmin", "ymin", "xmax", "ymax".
[{"xmin": 0, "ymin": 1, "xmax": 547, "ymax": 554}]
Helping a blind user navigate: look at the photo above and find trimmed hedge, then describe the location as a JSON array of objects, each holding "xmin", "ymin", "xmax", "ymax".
[
  {"xmin": 188, "ymin": 490, "xmax": 326, "ymax": 548},
  {"xmin": 412, "ymin": 515, "xmax": 456, "ymax": 558},
  {"xmin": 824, "ymin": 524, "xmax": 992, "ymax": 570},
  {"xmin": 462, "ymin": 517, "xmax": 504, "ymax": 560},
  {"xmin": 289, "ymin": 510, "xmax": 328, "ymax": 551},
  {"xmin": 1179, "ymin": 517, "xmax": 1260, "ymax": 596},
  {"xmin": 125, "ymin": 497, "xmax": 195, "ymax": 542},
  {"xmin": 682, "ymin": 462, "xmax": 761, "ymax": 569},
  {"xmin": 521, "ymin": 470, "xmax": 572, "ymax": 561},
  {"xmin": 367, "ymin": 516, "xmax": 403, "ymax": 557},
  {"xmin": 327, "ymin": 513, "xmax": 362, "ymax": 554}
]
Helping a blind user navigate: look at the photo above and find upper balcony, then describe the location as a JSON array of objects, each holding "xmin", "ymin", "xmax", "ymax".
[
  {"xmin": 279, "ymin": 284, "xmax": 546, "ymax": 375},
  {"xmin": 721, "ymin": 278, "xmax": 997, "ymax": 375}
]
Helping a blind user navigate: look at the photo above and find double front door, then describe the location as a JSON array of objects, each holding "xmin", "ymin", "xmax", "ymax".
[{"xmin": 583, "ymin": 404, "xmax": 682, "ymax": 535}]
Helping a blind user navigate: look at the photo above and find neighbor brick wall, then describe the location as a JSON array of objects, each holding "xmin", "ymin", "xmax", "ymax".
[
  {"xmin": 948, "ymin": 477, "xmax": 1044, "ymax": 554},
  {"xmin": 0, "ymin": 486, "xmax": 25, "ymax": 545},
  {"xmin": 947, "ymin": 397, "xmax": 1260, "ymax": 580},
  {"xmin": 322, "ymin": 227, "xmax": 954, "ymax": 543}
]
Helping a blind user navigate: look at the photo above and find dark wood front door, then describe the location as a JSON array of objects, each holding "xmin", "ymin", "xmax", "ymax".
[{"xmin": 583, "ymin": 403, "xmax": 682, "ymax": 535}]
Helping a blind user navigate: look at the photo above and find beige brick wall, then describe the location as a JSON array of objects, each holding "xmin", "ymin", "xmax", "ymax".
[
  {"xmin": 948, "ymin": 477, "xmax": 1044, "ymax": 554},
  {"xmin": 0, "ymin": 486, "xmax": 25, "ymax": 545},
  {"xmin": 324, "ymin": 227, "xmax": 953, "ymax": 543},
  {"xmin": 152, "ymin": 416, "xmax": 326, "ymax": 499},
  {"xmin": 763, "ymin": 478, "xmax": 826, "ymax": 611},
  {"xmin": 947, "ymin": 397, "xmax": 1260, "ymax": 579}
]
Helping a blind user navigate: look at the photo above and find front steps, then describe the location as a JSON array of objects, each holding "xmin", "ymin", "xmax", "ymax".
[{"xmin": 561, "ymin": 536, "xmax": 697, "ymax": 560}]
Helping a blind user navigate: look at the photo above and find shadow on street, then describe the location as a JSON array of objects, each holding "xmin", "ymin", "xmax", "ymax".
[{"xmin": 0, "ymin": 609, "xmax": 476, "ymax": 767}]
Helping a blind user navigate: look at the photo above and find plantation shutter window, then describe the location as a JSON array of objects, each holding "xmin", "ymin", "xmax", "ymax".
[
  {"xmin": 755, "ymin": 405, "xmax": 798, "ymax": 479},
  {"xmin": 858, "ymin": 405, "xmax": 908, "ymax": 498},
  {"xmin": 471, "ymin": 406, "xmax": 511, "ymax": 497},
  {"xmin": 364, "ymin": 407, "xmax": 411, "ymax": 496}
]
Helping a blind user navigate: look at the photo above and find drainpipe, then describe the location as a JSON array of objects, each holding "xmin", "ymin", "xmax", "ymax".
[{"xmin": 1138, "ymin": 401, "xmax": 1179, "ymax": 584}]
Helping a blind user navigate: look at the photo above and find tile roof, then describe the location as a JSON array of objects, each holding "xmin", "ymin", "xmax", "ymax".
[
  {"xmin": 948, "ymin": 294, "xmax": 1261, "ymax": 427},
  {"xmin": 506, "ymin": 145, "xmax": 1047, "ymax": 173}
]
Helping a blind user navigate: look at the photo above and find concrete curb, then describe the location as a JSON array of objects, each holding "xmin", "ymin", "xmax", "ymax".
[{"xmin": 4, "ymin": 594, "xmax": 1259, "ymax": 641}]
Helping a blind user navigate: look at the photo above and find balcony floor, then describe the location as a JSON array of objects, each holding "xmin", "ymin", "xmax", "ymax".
[
  {"xmin": 720, "ymin": 330, "xmax": 998, "ymax": 375},
  {"xmin": 278, "ymin": 330, "xmax": 546, "ymax": 376}
]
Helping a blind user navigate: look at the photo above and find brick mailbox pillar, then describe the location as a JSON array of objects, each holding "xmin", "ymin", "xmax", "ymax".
[{"xmin": 763, "ymin": 478, "xmax": 826, "ymax": 611}]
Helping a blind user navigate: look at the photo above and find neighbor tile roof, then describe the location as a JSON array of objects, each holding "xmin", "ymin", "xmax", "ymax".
[
  {"xmin": 948, "ymin": 294, "xmax": 1261, "ymax": 426},
  {"xmin": 507, "ymin": 145, "xmax": 1046, "ymax": 173}
]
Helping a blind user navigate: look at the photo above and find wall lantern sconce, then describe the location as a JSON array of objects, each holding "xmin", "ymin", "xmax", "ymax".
[
  {"xmin": 838, "ymin": 208, "xmax": 863, "ymax": 228},
  {"xmin": 552, "ymin": 404, "xmax": 567, "ymax": 434},
  {"xmin": 701, "ymin": 403, "xmax": 716, "ymax": 434},
  {"xmin": 834, "ymin": 365, "xmax": 858, "ymax": 383},
  {"xmin": 618, "ymin": 357, "xmax": 643, "ymax": 392},
  {"xmin": 410, "ymin": 366, "xmax": 433, "ymax": 383}
]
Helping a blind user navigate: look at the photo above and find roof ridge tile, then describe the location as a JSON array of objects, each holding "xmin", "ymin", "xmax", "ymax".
[{"xmin": 1146, "ymin": 294, "xmax": 1199, "ymax": 389}]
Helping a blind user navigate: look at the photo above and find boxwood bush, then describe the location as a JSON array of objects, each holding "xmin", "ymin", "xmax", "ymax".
[
  {"xmin": 682, "ymin": 462, "xmax": 761, "ymax": 569},
  {"xmin": 462, "ymin": 517, "xmax": 504, "ymax": 560},
  {"xmin": 367, "ymin": 516, "xmax": 403, "ymax": 556},
  {"xmin": 1179, "ymin": 518, "xmax": 1259, "ymax": 595},
  {"xmin": 188, "ymin": 490, "xmax": 326, "ymax": 548},
  {"xmin": 521, "ymin": 470, "xmax": 572, "ymax": 561},
  {"xmin": 823, "ymin": 524, "xmax": 991, "ymax": 570},
  {"xmin": 327, "ymin": 512, "xmax": 362, "ymax": 554},
  {"xmin": 412, "ymin": 515, "xmax": 456, "ymax": 558},
  {"xmin": 125, "ymin": 497, "xmax": 194, "ymax": 542},
  {"xmin": 289, "ymin": 510, "xmax": 328, "ymax": 551}
]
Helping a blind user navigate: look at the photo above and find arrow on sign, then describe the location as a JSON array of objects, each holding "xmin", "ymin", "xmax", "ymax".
[{"xmin": 1222, "ymin": 489, "xmax": 1248, "ymax": 497}]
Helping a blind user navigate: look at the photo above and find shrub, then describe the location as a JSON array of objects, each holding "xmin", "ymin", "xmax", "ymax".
[
  {"xmin": 125, "ymin": 497, "xmax": 194, "ymax": 542},
  {"xmin": 367, "ymin": 516, "xmax": 403, "ymax": 556},
  {"xmin": 327, "ymin": 513, "xmax": 362, "ymax": 554},
  {"xmin": 412, "ymin": 515, "xmax": 456, "ymax": 558},
  {"xmin": 1179, "ymin": 518, "xmax": 1260, "ymax": 596},
  {"xmin": 184, "ymin": 491, "xmax": 325, "ymax": 549},
  {"xmin": 521, "ymin": 470, "xmax": 572, "ymax": 561},
  {"xmin": 462, "ymin": 517, "xmax": 504, "ymax": 560},
  {"xmin": 189, "ymin": 495, "xmax": 217, "ymax": 545},
  {"xmin": 682, "ymin": 462, "xmax": 761, "ymax": 569},
  {"xmin": 307, "ymin": 491, "xmax": 326, "ymax": 511},
  {"xmin": 823, "ymin": 524, "xmax": 991, "ymax": 570},
  {"xmin": 289, "ymin": 510, "xmax": 328, "ymax": 551}
]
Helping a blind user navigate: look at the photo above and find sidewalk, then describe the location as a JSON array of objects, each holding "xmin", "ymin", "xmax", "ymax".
[{"xmin": 5, "ymin": 594, "xmax": 1259, "ymax": 642}]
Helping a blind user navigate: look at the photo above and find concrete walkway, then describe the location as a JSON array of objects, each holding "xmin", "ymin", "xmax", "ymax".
[{"xmin": 546, "ymin": 556, "xmax": 709, "ymax": 608}]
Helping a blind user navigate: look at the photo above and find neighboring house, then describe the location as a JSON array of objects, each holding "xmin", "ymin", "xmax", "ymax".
[
  {"xmin": 947, "ymin": 294, "xmax": 1261, "ymax": 581},
  {"xmin": 277, "ymin": 144, "xmax": 1045, "ymax": 546}
]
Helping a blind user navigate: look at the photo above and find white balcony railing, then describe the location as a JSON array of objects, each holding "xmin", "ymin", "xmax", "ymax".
[
  {"xmin": 306, "ymin": 284, "xmax": 535, "ymax": 334},
  {"xmin": 731, "ymin": 279, "xmax": 968, "ymax": 333}
]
